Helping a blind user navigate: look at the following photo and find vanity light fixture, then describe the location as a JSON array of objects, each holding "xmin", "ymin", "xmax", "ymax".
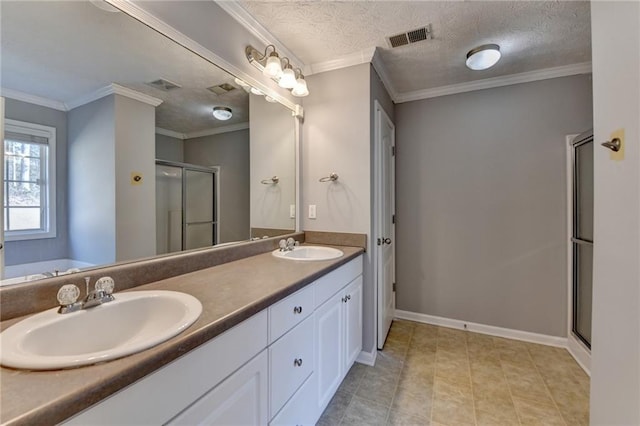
[
  {"xmin": 246, "ymin": 44, "xmax": 310, "ymax": 97},
  {"xmin": 465, "ymin": 44, "xmax": 501, "ymax": 70},
  {"xmin": 212, "ymin": 106, "xmax": 232, "ymax": 121}
]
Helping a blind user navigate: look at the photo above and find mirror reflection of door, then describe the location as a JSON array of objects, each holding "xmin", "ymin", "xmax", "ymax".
[
  {"xmin": 1, "ymin": 98, "xmax": 5, "ymax": 279},
  {"xmin": 571, "ymin": 132, "xmax": 593, "ymax": 348}
]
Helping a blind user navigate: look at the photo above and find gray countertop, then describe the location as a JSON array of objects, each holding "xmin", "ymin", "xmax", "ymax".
[{"xmin": 0, "ymin": 246, "xmax": 364, "ymax": 425}]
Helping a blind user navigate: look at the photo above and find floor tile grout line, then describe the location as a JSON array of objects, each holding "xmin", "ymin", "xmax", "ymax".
[
  {"xmin": 463, "ymin": 331, "xmax": 479, "ymax": 426},
  {"xmin": 527, "ymin": 346, "xmax": 570, "ymax": 426},
  {"xmin": 496, "ymin": 339, "xmax": 524, "ymax": 426},
  {"xmin": 384, "ymin": 326, "xmax": 413, "ymax": 425}
]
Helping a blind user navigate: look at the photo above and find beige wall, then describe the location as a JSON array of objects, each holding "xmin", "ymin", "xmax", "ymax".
[
  {"xmin": 590, "ymin": 2, "xmax": 640, "ymax": 423},
  {"xmin": 395, "ymin": 75, "xmax": 593, "ymax": 337}
]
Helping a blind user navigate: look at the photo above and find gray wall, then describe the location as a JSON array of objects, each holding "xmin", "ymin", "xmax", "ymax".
[
  {"xmin": 156, "ymin": 133, "xmax": 184, "ymax": 163},
  {"xmin": 184, "ymin": 129, "xmax": 250, "ymax": 243},
  {"xmin": 4, "ymin": 98, "xmax": 68, "ymax": 265},
  {"xmin": 68, "ymin": 96, "xmax": 116, "ymax": 265},
  {"xmin": 395, "ymin": 74, "xmax": 593, "ymax": 337}
]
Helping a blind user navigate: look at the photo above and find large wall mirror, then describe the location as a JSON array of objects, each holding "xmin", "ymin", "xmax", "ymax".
[{"xmin": 0, "ymin": 1, "xmax": 298, "ymax": 286}]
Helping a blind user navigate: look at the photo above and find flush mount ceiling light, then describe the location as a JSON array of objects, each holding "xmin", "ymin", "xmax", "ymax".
[
  {"xmin": 212, "ymin": 106, "xmax": 232, "ymax": 121},
  {"xmin": 466, "ymin": 44, "xmax": 501, "ymax": 70},
  {"xmin": 245, "ymin": 44, "xmax": 310, "ymax": 98}
]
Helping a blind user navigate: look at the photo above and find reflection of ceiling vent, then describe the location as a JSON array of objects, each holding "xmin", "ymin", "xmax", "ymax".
[
  {"xmin": 387, "ymin": 24, "xmax": 432, "ymax": 48},
  {"xmin": 207, "ymin": 83, "xmax": 236, "ymax": 95},
  {"xmin": 146, "ymin": 78, "xmax": 181, "ymax": 91}
]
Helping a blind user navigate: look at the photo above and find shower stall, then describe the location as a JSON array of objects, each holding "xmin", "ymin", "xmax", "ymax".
[
  {"xmin": 155, "ymin": 161, "xmax": 218, "ymax": 255},
  {"xmin": 570, "ymin": 131, "xmax": 593, "ymax": 349}
]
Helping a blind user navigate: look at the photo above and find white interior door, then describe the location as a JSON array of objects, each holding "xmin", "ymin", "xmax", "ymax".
[{"xmin": 375, "ymin": 101, "xmax": 395, "ymax": 349}]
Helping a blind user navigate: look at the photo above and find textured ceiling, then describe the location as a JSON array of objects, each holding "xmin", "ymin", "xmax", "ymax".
[
  {"xmin": 1, "ymin": 1, "xmax": 250, "ymax": 134},
  {"xmin": 239, "ymin": 1, "xmax": 592, "ymax": 94}
]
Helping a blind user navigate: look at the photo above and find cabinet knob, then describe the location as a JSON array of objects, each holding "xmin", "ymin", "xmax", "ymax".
[
  {"xmin": 294, "ymin": 358, "xmax": 303, "ymax": 367},
  {"xmin": 293, "ymin": 306, "xmax": 303, "ymax": 314}
]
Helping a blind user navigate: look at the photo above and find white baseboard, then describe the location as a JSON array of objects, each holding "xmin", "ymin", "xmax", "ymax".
[
  {"xmin": 567, "ymin": 334, "xmax": 591, "ymax": 376},
  {"xmin": 395, "ymin": 310, "xmax": 568, "ymax": 348},
  {"xmin": 356, "ymin": 348, "xmax": 377, "ymax": 366}
]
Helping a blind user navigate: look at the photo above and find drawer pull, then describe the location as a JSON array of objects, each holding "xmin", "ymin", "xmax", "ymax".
[
  {"xmin": 293, "ymin": 306, "xmax": 303, "ymax": 314},
  {"xmin": 293, "ymin": 358, "xmax": 303, "ymax": 367}
]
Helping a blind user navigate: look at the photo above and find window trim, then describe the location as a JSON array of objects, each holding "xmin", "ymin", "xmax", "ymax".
[{"xmin": 3, "ymin": 118, "xmax": 57, "ymax": 241}]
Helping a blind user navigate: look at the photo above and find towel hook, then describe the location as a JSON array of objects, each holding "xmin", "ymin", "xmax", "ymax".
[
  {"xmin": 319, "ymin": 172, "xmax": 339, "ymax": 183},
  {"xmin": 261, "ymin": 176, "xmax": 279, "ymax": 184}
]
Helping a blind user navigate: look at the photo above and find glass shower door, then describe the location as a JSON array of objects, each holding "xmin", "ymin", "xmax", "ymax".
[
  {"xmin": 156, "ymin": 164, "xmax": 183, "ymax": 255},
  {"xmin": 572, "ymin": 133, "xmax": 593, "ymax": 348},
  {"xmin": 184, "ymin": 169, "xmax": 215, "ymax": 250}
]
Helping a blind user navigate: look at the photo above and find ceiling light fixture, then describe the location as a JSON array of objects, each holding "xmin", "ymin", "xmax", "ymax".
[
  {"xmin": 465, "ymin": 44, "xmax": 501, "ymax": 70},
  {"xmin": 245, "ymin": 44, "xmax": 310, "ymax": 98},
  {"xmin": 212, "ymin": 106, "xmax": 232, "ymax": 121}
]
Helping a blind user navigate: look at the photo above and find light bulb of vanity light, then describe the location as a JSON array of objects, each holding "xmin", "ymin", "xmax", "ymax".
[
  {"xmin": 263, "ymin": 52, "xmax": 283, "ymax": 78},
  {"xmin": 465, "ymin": 44, "xmax": 501, "ymax": 70},
  {"xmin": 291, "ymin": 77, "xmax": 309, "ymax": 97},
  {"xmin": 212, "ymin": 106, "xmax": 232, "ymax": 121},
  {"xmin": 278, "ymin": 67, "xmax": 296, "ymax": 89}
]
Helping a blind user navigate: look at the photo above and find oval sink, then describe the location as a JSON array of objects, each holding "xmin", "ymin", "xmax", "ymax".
[
  {"xmin": 272, "ymin": 246, "xmax": 344, "ymax": 261},
  {"xmin": 0, "ymin": 290, "xmax": 202, "ymax": 370}
]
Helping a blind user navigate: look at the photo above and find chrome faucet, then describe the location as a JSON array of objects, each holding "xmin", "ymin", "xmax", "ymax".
[
  {"xmin": 279, "ymin": 238, "xmax": 300, "ymax": 251},
  {"xmin": 57, "ymin": 277, "xmax": 115, "ymax": 314}
]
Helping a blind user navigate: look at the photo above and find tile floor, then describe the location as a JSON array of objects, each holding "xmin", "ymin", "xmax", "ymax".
[{"xmin": 317, "ymin": 320, "xmax": 590, "ymax": 426}]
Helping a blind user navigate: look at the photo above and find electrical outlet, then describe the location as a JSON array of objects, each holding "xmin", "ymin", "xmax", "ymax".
[
  {"xmin": 308, "ymin": 204, "xmax": 317, "ymax": 219},
  {"xmin": 289, "ymin": 204, "xmax": 296, "ymax": 219}
]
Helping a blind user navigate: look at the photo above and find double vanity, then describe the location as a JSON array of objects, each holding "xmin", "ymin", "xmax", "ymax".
[{"xmin": 0, "ymin": 240, "xmax": 364, "ymax": 425}]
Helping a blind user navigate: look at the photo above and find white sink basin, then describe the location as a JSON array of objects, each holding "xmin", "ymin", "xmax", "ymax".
[
  {"xmin": 272, "ymin": 246, "xmax": 344, "ymax": 261},
  {"xmin": 0, "ymin": 290, "xmax": 202, "ymax": 370}
]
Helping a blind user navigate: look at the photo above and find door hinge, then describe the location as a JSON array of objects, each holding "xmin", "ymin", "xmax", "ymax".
[
  {"xmin": 392, "ymin": 282, "xmax": 396, "ymax": 292},
  {"xmin": 392, "ymin": 214, "xmax": 395, "ymax": 224},
  {"xmin": 391, "ymin": 146, "xmax": 396, "ymax": 156}
]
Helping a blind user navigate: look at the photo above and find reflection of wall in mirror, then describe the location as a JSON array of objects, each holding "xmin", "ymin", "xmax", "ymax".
[
  {"xmin": 156, "ymin": 129, "xmax": 251, "ymax": 244},
  {"xmin": 68, "ymin": 94, "xmax": 156, "ymax": 265},
  {"xmin": 250, "ymin": 97, "xmax": 296, "ymax": 234}
]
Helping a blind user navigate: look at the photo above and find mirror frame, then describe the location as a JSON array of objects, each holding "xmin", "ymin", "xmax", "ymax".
[{"xmin": 0, "ymin": 0, "xmax": 302, "ymax": 287}]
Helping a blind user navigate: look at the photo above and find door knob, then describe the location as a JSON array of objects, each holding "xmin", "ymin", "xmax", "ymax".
[{"xmin": 383, "ymin": 238, "xmax": 391, "ymax": 245}]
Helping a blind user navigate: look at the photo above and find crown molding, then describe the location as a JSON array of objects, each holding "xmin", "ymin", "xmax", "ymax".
[
  {"xmin": 156, "ymin": 127, "xmax": 186, "ymax": 140},
  {"xmin": 184, "ymin": 122, "xmax": 250, "ymax": 139},
  {"xmin": 370, "ymin": 48, "xmax": 399, "ymax": 102},
  {"xmin": 214, "ymin": 1, "xmax": 305, "ymax": 69},
  {"xmin": 395, "ymin": 62, "xmax": 593, "ymax": 103},
  {"xmin": 306, "ymin": 47, "xmax": 377, "ymax": 75},
  {"xmin": 65, "ymin": 83, "xmax": 163, "ymax": 110},
  {"xmin": 1, "ymin": 88, "xmax": 67, "ymax": 111}
]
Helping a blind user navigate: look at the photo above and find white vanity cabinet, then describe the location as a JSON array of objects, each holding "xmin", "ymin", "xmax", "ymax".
[
  {"xmin": 314, "ymin": 275, "xmax": 363, "ymax": 413},
  {"xmin": 65, "ymin": 255, "xmax": 363, "ymax": 426}
]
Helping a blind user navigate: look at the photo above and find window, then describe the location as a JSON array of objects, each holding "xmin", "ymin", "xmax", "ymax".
[{"xmin": 3, "ymin": 119, "xmax": 56, "ymax": 241}]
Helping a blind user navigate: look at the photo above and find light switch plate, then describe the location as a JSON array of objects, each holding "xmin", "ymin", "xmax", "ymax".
[
  {"xmin": 308, "ymin": 205, "xmax": 316, "ymax": 219},
  {"xmin": 289, "ymin": 204, "xmax": 296, "ymax": 219}
]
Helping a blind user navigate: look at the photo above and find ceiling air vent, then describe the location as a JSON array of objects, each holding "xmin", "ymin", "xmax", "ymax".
[
  {"xmin": 206, "ymin": 83, "xmax": 236, "ymax": 95},
  {"xmin": 387, "ymin": 24, "xmax": 432, "ymax": 48},
  {"xmin": 146, "ymin": 78, "xmax": 181, "ymax": 91}
]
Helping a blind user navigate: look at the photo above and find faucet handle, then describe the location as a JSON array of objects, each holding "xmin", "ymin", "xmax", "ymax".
[
  {"xmin": 57, "ymin": 284, "xmax": 80, "ymax": 306},
  {"xmin": 95, "ymin": 276, "xmax": 115, "ymax": 295},
  {"xmin": 279, "ymin": 239, "xmax": 287, "ymax": 250}
]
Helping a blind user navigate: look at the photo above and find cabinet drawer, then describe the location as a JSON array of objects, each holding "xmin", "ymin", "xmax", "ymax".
[
  {"xmin": 269, "ymin": 316, "xmax": 314, "ymax": 418},
  {"xmin": 269, "ymin": 283, "xmax": 314, "ymax": 343},
  {"xmin": 314, "ymin": 256, "xmax": 363, "ymax": 308},
  {"xmin": 269, "ymin": 373, "xmax": 317, "ymax": 426}
]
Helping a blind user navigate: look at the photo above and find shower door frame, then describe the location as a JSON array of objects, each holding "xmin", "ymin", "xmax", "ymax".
[
  {"xmin": 568, "ymin": 131, "xmax": 594, "ymax": 351},
  {"xmin": 156, "ymin": 160, "xmax": 220, "ymax": 251}
]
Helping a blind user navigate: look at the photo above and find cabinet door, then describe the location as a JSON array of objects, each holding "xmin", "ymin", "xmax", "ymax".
[
  {"xmin": 314, "ymin": 291, "xmax": 344, "ymax": 412},
  {"xmin": 167, "ymin": 350, "xmax": 269, "ymax": 426},
  {"xmin": 344, "ymin": 276, "xmax": 363, "ymax": 369}
]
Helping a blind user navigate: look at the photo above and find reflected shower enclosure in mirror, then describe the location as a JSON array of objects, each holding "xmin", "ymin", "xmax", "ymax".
[{"xmin": 0, "ymin": 1, "xmax": 297, "ymax": 285}]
